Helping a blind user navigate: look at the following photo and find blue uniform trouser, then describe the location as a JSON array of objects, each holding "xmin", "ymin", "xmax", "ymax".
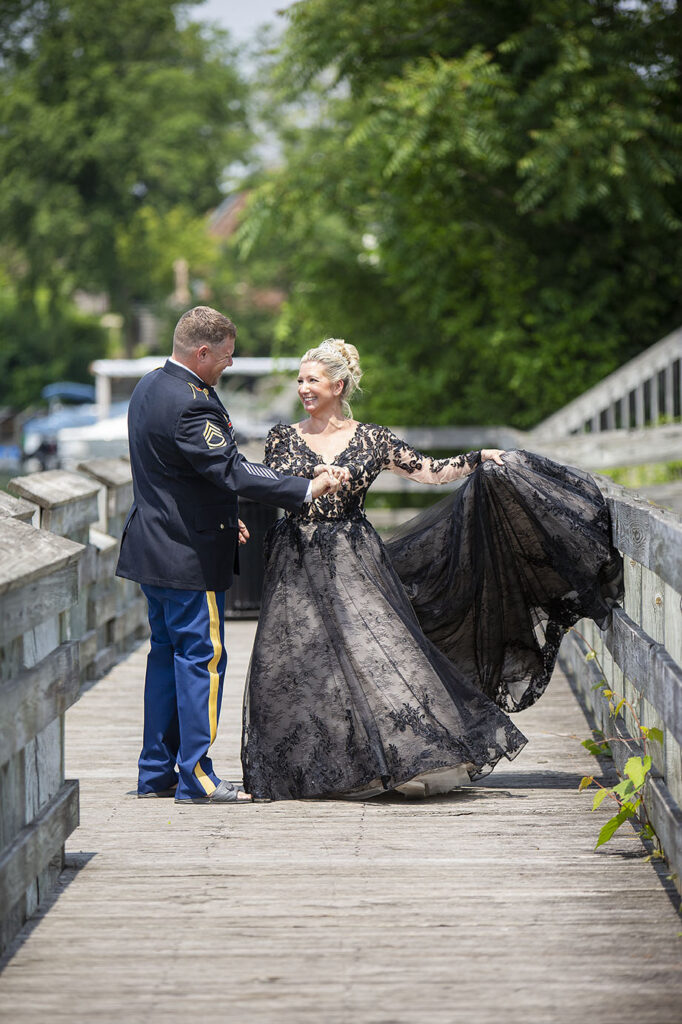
[{"xmin": 138, "ymin": 585, "xmax": 227, "ymax": 800}]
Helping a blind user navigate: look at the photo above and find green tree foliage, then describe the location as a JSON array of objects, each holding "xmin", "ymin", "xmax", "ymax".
[
  {"xmin": 240, "ymin": 0, "xmax": 682, "ymax": 427},
  {"xmin": 0, "ymin": 0, "xmax": 250, "ymax": 379},
  {"xmin": 0, "ymin": 286, "xmax": 107, "ymax": 409}
]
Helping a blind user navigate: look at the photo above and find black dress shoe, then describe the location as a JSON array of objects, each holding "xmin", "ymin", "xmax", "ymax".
[
  {"xmin": 174, "ymin": 780, "xmax": 252, "ymax": 805},
  {"xmin": 137, "ymin": 783, "xmax": 178, "ymax": 798}
]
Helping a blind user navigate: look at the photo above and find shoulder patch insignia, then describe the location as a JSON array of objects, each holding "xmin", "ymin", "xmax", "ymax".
[
  {"xmin": 188, "ymin": 382, "xmax": 210, "ymax": 400},
  {"xmin": 203, "ymin": 420, "xmax": 227, "ymax": 449}
]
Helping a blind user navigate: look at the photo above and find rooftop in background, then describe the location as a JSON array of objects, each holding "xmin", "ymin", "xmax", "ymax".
[
  {"xmin": 91, "ymin": 355, "xmax": 300, "ymax": 379},
  {"xmin": 208, "ymin": 193, "xmax": 250, "ymax": 237},
  {"xmin": 91, "ymin": 356, "xmax": 301, "ymax": 420}
]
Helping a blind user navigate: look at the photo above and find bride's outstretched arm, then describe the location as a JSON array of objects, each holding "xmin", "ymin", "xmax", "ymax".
[{"xmin": 380, "ymin": 427, "xmax": 504, "ymax": 484}]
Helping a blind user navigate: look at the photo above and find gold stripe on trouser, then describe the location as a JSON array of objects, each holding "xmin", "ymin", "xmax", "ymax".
[{"xmin": 193, "ymin": 591, "xmax": 222, "ymax": 796}]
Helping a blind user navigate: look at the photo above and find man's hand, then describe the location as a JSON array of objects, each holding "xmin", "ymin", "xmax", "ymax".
[
  {"xmin": 311, "ymin": 470, "xmax": 341, "ymax": 499},
  {"xmin": 238, "ymin": 519, "xmax": 250, "ymax": 545},
  {"xmin": 480, "ymin": 449, "xmax": 505, "ymax": 466}
]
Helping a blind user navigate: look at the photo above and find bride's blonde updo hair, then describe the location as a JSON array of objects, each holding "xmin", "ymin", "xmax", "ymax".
[{"xmin": 300, "ymin": 337, "xmax": 363, "ymax": 418}]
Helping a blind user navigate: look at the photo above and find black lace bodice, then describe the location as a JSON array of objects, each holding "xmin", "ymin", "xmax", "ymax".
[{"xmin": 264, "ymin": 421, "xmax": 481, "ymax": 521}]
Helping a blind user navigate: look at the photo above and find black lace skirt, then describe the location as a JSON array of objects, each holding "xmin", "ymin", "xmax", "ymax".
[{"xmin": 241, "ymin": 450, "xmax": 622, "ymax": 800}]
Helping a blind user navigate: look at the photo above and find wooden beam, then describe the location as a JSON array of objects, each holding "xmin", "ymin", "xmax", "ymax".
[
  {"xmin": 0, "ymin": 520, "xmax": 82, "ymax": 593},
  {"xmin": 0, "ymin": 780, "xmax": 79, "ymax": 922},
  {"xmin": 646, "ymin": 773, "xmax": 682, "ymax": 889},
  {"xmin": 0, "ymin": 563, "xmax": 79, "ymax": 647},
  {"xmin": 602, "ymin": 608, "xmax": 682, "ymax": 746},
  {"xmin": 0, "ymin": 493, "xmax": 37, "ymax": 523},
  {"xmin": 8, "ymin": 470, "xmax": 99, "ymax": 509},
  {"xmin": 593, "ymin": 482, "xmax": 682, "ymax": 594},
  {"xmin": 0, "ymin": 642, "xmax": 80, "ymax": 766}
]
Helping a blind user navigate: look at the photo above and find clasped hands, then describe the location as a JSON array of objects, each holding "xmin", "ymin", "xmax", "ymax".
[
  {"xmin": 237, "ymin": 465, "xmax": 349, "ymax": 546},
  {"xmin": 311, "ymin": 463, "xmax": 351, "ymax": 499}
]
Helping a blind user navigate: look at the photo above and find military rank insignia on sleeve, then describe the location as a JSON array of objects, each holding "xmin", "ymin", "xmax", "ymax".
[{"xmin": 203, "ymin": 420, "xmax": 227, "ymax": 449}]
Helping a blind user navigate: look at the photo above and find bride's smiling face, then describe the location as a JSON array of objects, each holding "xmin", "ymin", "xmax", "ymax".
[{"xmin": 297, "ymin": 361, "xmax": 343, "ymax": 414}]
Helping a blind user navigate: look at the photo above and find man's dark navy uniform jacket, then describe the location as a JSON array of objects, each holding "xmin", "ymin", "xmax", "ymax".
[{"xmin": 116, "ymin": 359, "xmax": 308, "ymax": 591}]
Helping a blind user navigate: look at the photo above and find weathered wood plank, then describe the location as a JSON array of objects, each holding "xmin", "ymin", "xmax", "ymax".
[
  {"xmin": 0, "ymin": 564, "xmax": 79, "ymax": 647},
  {"xmin": 8, "ymin": 471, "xmax": 99, "ymax": 541},
  {"xmin": 0, "ymin": 780, "xmax": 78, "ymax": 925},
  {"xmin": 0, "ymin": 751, "xmax": 25, "ymax": 852},
  {"xmin": 0, "ymin": 519, "xmax": 82, "ymax": 594},
  {"xmin": 0, "ymin": 642, "xmax": 79, "ymax": 766},
  {"xmin": 647, "ymin": 510, "xmax": 682, "ymax": 595},
  {"xmin": 0, "ymin": 493, "xmax": 37, "ymax": 523},
  {"xmin": 23, "ymin": 718, "xmax": 63, "ymax": 822},
  {"xmin": 77, "ymin": 459, "xmax": 133, "ymax": 522},
  {"xmin": 76, "ymin": 458, "xmax": 132, "ymax": 490},
  {"xmin": 78, "ymin": 629, "xmax": 98, "ymax": 673},
  {"xmin": 41, "ymin": 498, "xmax": 99, "ymax": 541},
  {"xmin": 640, "ymin": 567, "xmax": 667, "ymax": 776},
  {"xmin": 598, "ymin": 487, "xmax": 682, "ymax": 595},
  {"xmin": 22, "ymin": 617, "xmax": 61, "ymax": 669},
  {"xmin": 645, "ymin": 774, "xmax": 682, "ymax": 893},
  {"xmin": 664, "ymin": 582, "xmax": 682, "ymax": 807},
  {"xmin": 8, "ymin": 470, "xmax": 99, "ymax": 509},
  {"xmin": 602, "ymin": 608, "xmax": 682, "ymax": 747},
  {"xmin": 622, "ymin": 555, "xmax": 642, "ymax": 624}
]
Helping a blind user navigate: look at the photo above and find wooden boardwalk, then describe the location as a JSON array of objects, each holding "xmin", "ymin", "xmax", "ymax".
[{"xmin": 0, "ymin": 622, "xmax": 680, "ymax": 1024}]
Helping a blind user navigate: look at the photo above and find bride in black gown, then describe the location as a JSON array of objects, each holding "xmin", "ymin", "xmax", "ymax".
[{"xmin": 241, "ymin": 339, "xmax": 622, "ymax": 801}]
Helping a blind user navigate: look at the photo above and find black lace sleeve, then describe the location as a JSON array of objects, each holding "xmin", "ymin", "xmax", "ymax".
[
  {"xmin": 264, "ymin": 424, "xmax": 296, "ymax": 472},
  {"xmin": 379, "ymin": 427, "xmax": 480, "ymax": 484}
]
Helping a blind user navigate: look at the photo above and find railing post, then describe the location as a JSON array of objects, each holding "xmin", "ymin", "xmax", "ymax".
[
  {"xmin": 663, "ymin": 363, "xmax": 674, "ymax": 420},
  {"xmin": 605, "ymin": 403, "xmax": 616, "ymax": 430},
  {"xmin": 634, "ymin": 383, "xmax": 646, "ymax": 427},
  {"xmin": 77, "ymin": 458, "xmax": 147, "ymax": 671},
  {"xmin": 650, "ymin": 373, "xmax": 660, "ymax": 425}
]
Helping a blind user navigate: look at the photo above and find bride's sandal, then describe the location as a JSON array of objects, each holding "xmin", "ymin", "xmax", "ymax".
[{"xmin": 395, "ymin": 779, "xmax": 427, "ymax": 798}]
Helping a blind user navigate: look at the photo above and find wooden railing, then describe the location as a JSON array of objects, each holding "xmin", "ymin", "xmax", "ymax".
[
  {"xmin": 0, "ymin": 495, "xmax": 82, "ymax": 955},
  {"xmin": 559, "ymin": 479, "xmax": 682, "ymax": 891},
  {"xmin": 0, "ymin": 459, "xmax": 147, "ymax": 955},
  {"xmin": 533, "ymin": 325, "xmax": 682, "ymax": 438}
]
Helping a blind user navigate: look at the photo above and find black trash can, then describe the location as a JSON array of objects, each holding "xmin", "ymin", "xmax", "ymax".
[{"xmin": 225, "ymin": 498, "xmax": 280, "ymax": 618}]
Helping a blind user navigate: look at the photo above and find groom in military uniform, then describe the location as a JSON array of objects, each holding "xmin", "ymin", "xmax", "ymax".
[{"xmin": 117, "ymin": 306, "xmax": 339, "ymax": 804}]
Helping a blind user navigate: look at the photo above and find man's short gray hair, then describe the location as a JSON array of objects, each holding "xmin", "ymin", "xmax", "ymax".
[{"xmin": 173, "ymin": 306, "xmax": 236, "ymax": 354}]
